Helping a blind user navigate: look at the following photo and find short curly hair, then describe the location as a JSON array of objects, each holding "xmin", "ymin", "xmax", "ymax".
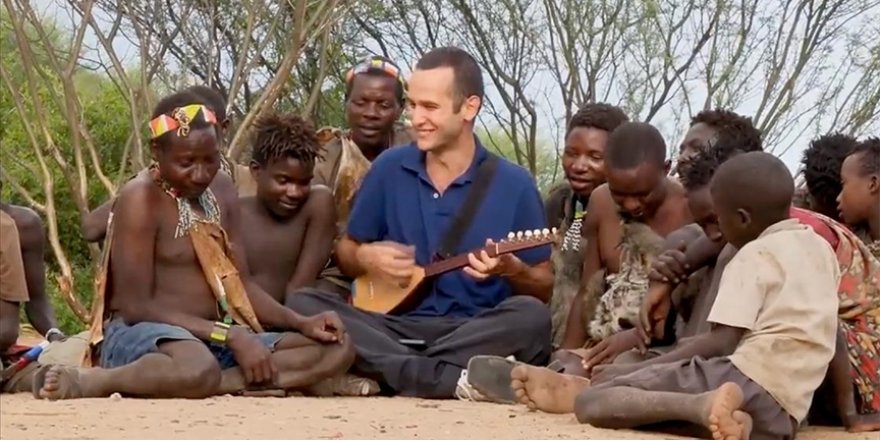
[
  {"xmin": 251, "ymin": 113, "xmax": 322, "ymax": 168},
  {"xmin": 849, "ymin": 136, "xmax": 880, "ymax": 175},
  {"xmin": 801, "ymin": 133, "xmax": 856, "ymax": 215},
  {"xmin": 691, "ymin": 109, "xmax": 762, "ymax": 152},
  {"xmin": 679, "ymin": 134, "xmax": 758, "ymax": 191},
  {"xmin": 567, "ymin": 103, "xmax": 629, "ymax": 136}
]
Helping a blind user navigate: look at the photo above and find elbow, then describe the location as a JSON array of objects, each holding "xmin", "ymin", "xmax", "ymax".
[{"xmin": 81, "ymin": 219, "xmax": 104, "ymax": 243}]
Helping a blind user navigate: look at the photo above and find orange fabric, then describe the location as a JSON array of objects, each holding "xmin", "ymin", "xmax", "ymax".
[{"xmin": 793, "ymin": 209, "xmax": 880, "ymax": 414}]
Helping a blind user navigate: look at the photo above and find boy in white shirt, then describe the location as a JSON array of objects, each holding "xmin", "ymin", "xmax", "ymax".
[{"xmin": 565, "ymin": 152, "xmax": 841, "ymax": 439}]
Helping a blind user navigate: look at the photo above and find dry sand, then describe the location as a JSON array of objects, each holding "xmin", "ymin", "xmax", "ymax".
[{"xmin": 0, "ymin": 393, "xmax": 873, "ymax": 440}]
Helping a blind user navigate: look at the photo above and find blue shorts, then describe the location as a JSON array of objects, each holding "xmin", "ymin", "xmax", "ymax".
[{"xmin": 100, "ymin": 319, "xmax": 283, "ymax": 370}]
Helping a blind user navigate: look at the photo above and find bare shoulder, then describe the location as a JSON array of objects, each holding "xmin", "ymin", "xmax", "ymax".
[
  {"xmin": 1, "ymin": 204, "xmax": 42, "ymax": 233},
  {"xmin": 305, "ymin": 184, "xmax": 335, "ymax": 216},
  {"xmin": 114, "ymin": 173, "xmax": 162, "ymax": 225},
  {"xmin": 586, "ymin": 184, "xmax": 618, "ymax": 223}
]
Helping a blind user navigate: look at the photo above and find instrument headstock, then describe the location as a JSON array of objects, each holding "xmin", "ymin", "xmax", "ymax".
[{"xmin": 489, "ymin": 227, "xmax": 558, "ymax": 256}]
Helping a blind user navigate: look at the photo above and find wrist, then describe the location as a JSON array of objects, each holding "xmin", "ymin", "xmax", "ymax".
[
  {"xmin": 285, "ymin": 311, "xmax": 305, "ymax": 331},
  {"xmin": 500, "ymin": 256, "xmax": 527, "ymax": 277},
  {"xmin": 210, "ymin": 322, "xmax": 233, "ymax": 345}
]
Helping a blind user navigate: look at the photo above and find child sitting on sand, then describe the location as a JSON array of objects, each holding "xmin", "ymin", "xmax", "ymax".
[{"xmin": 510, "ymin": 152, "xmax": 841, "ymax": 440}]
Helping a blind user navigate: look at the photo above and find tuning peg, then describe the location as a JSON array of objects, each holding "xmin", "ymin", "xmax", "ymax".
[
  {"xmin": 516, "ymin": 231, "xmax": 524, "ymax": 240},
  {"xmin": 525, "ymin": 230, "xmax": 533, "ymax": 238},
  {"xmin": 533, "ymin": 229, "xmax": 541, "ymax": 237},
  {"xmin": 542, "ymin": 228, "xmax": 550, "ymax": 235},
  {"xmin": 507, "ymin": 232, "xmax": 515, "ymax": 241},
  {"xmin": 551, "ymin": 227, "xmax": 558, "ymax": 234}
]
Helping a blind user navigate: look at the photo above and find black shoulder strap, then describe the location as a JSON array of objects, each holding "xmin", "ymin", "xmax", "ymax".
[{"xmin": 436, "ymin": 154, "xmax": 500, "ymax": 259}]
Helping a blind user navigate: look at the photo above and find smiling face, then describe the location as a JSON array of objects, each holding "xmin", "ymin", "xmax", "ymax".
[
  {"xmin": 407, "ymin": 67, "xmax": 480, "ymax": 153},
  {"xmin": 563, "ymin": 126, "xmax": 609, "ymax": 197},
  {"xmin": 251, "ymin": 156, "xmax": 313, "ymax": 219},
  {"xmin": 152, "ymin": 127, "xmax": 221, "ymax": 199},
  {"xmin": 346, "ymin": 74, "xmax": 402, "ymax": 150},
  {"xmin": 606, "ymin": 162, "xmax": 668, "ymax": 221}
]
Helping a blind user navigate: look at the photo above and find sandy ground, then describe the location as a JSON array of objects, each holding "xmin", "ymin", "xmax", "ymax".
[{"xmin": 0, "ymin": 393, "xmax": 874, "ymax": 440}]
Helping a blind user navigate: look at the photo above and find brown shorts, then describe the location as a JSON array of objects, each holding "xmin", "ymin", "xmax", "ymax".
[
  {"xmin": 0, "ymin": 211, "xmax": 28, "ymax": 303},
  {"xmin": 596, "ymin": 357, "xmax": 798, "ymax": 440}
]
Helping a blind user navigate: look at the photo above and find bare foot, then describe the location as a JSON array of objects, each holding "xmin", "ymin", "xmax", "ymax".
[
  {"xmin": 703, "ymin": 382, "xmax": 751, "ymax": 440},
  {"xmin": 510, "ymin": 365, "xmax": 590, "ymax": 414},
  {"xmin": 305, "ymin": 374, "xmax": 380, "ymax": 397},
  {"xmin": 35, "ymin": 365, "xmax": 87, "ymax": 400},
  {"xmin": 845, "ymin": 411, "xmax": 880, "ymax": 433}
]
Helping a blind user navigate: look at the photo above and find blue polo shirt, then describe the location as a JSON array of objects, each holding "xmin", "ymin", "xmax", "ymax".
[{"xmin": 346, "ymin": 140, "xmax": 551, "ymax": 318}]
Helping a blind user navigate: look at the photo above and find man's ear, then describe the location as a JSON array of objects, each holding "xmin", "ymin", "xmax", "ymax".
[
  {"xmin": 461, "ymin": 95, "xmax": 481, "ymax": 123},
  {"xmin": 249, "ymin": 160, "xmax": 262, "ymax": 179}
]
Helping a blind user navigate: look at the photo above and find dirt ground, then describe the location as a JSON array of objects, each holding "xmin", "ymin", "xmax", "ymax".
[{"xmin": 0, "ymin": 393, "xmax": 874, "ymax": 440}]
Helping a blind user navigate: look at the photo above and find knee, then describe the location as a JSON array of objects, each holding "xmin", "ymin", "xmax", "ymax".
[
  {"xmin": 505, "ymin": 296, "xmax": 552, "ymax": 335},
  {"xmin": 173, "ymin": 356, "xmax": 222, "ymax": 398},
  {"xmin": 316, "ymin": 337, "xmax": 356, "ymax": 380},
  {"xmin": 574, "ymin": 388, "xmax": 603, "ymax": 424}
]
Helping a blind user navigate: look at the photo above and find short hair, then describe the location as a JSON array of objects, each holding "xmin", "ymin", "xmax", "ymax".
[
  {"xmin": 567, "ymin": 103, "xmax": 629, "ymax": 136},
  {"xmin": 150, "ymin": 91, "xmax": 218, "ymax": 147},
  {"xmin": 184, "ymin": 85, "xmax": 228, "ymax": 122},
  {"xmin": 801, "ymin": 133, "xmax": 856, "ymax": 214},
  {"xmin": 344, "ymin": 56, "xmax": 406, "ymax": 105},
  {"xmin": 711, "ymin": 151, "xmax": 794, "ymax": 222},
  {"xmin": 605, "ymin": 122, "xmax": 667, "ymax": 170},
  {"xmin": 251, "ymin": 112, "xmax": 321, "ymax": 168},
  {"xmin": 691, "ymin": 109, "xmax": 762, "ymax": 152},
  {"xmin": 681, "ymin": 135, "xmax": 759, "ymax": 191},
  {"xmin": 415, "ymin": 47, "xmax": 483, "ymax": 109},
  {"xmin": 848, "ymin": 136, "xmax": 880, "ymax": 175}
]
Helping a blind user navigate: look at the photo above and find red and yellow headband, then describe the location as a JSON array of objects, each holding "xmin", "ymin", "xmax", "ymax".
[
  {"xmin": 149, "ymin": 104, "xmax": 217, "ymax": 139},
  {"xmin": 345, "ymin": 58, "xmax": 407, "ymax": 92}
]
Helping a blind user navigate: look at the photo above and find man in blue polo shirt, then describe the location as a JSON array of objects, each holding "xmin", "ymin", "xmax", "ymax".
[{"xmin": 288, "ymin": 47, "xmax": 553, "ymax": 399}]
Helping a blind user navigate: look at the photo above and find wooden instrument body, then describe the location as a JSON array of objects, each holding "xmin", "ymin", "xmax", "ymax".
[
  {"xmin": 350, "ymin": 229, "xmax": 557, "ymax": 315},
  {"xmin": 352, "ymin": 267, "xmax": 427, "ymax": 315}
]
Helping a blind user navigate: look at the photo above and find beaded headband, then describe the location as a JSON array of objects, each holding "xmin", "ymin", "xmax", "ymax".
[
  {"xmin": 149, "ymin": 104, "xmax": 218, "ymax": 139},
  {"xmin": 345, "ymin": 58, "xmax": 407, "ymax": 93}
]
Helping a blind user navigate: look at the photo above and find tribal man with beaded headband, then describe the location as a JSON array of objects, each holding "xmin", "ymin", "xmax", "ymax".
[
  {"xmin": 312, "ymin": 55, "xmax": 413, "ymax": 297},
  {"xmin": 31, "ymin": 92, "xmax": 355, "ymax": 401}
]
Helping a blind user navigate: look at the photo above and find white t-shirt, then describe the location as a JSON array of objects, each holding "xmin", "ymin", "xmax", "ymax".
[{"xmin": 708, "ymin": 219, "xmax": 840, "ymax": 422}]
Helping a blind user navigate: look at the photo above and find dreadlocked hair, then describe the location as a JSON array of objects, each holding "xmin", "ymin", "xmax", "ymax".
[
  {"xmin": 691, "ymin": 109, "xmax": 762, "ymax": 152},
  {"xmin": 251, "ymin": 112, "xmax": 322, "ymax": 168},
  {"xmin": 849, "ymin": 136, "xmax": 880, "ymax": 175},
  {"xmin": 801, "ymin": 132, "xmax": 856, "ymax": 215},
  {"xmin": 680, "ymin": 136, "xmax": 749, "ymax": 191},
  {"xmin": 567, "ymin": 103, "xmax": 629, "ymax": 136}
]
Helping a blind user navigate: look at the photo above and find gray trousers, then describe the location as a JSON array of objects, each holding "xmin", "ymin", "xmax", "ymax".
[{"xmin": 287, "ymin": 288, "xmax": 552, "ymax": 398}]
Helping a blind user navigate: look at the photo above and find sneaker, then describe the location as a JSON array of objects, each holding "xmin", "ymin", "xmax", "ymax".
[
  {"xmin": 457, "ymin": 355, "xmax": 522, "ymax": 404},
  {"xmin": 454, "ymin": 369, "xmax": 491, "ymax": 402},
  {"xmin": 309, "ymin": 374, "xmax": 381, "ymax": 397}
]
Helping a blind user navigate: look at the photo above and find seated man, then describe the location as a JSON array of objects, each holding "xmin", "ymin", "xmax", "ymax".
[
  {"xmin": 287, "ymin": 47, "xmax": 553, "ymax": 400},
  {"xmin": 239, "ymin": 112, "xmax": 336, "ymax": 301},
  {"xmin": 548, "ymin": 121, "xmax": 692, "ymax": 375},
  {"xmin": 312, "ymin": 56, "xmax": 412, "ymax": 296},
  {"xmin": 517, "ymin": 152, "xmax": 841, "ymax": 439},
  {"xmin": 0, "ymin": 190, "xmax": 65, "ymax": 359},
  {"xmin": 543, "ymin": 103, "xmax": 629, "ymax": 348},
  {"xmin": 81, "ymin": 86, "xmax": 236, "ymax": 244},
  {"xmin": 32, "ymin": 94, "xmax": 354, "ymax": 400}
]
